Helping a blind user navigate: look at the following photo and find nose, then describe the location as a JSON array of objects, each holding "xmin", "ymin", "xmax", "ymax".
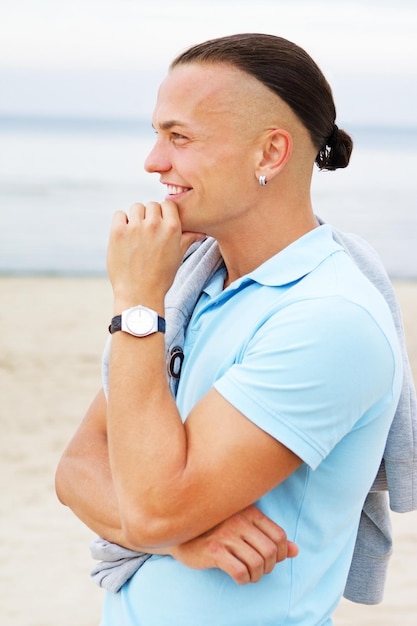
[{"xmin": 144, "ymin": 138, "xmax": 172, "ymax": 174}]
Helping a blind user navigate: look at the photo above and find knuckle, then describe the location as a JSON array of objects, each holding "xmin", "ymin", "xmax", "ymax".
[
  {"xmin": 272, "ymin": 525, "xmax": 288, "ymax": 545},
  {"xmin": 263, "ymin": 542, "xmax": 277, "ymax": 561},
  {"xmin": 250, "ymin": 570, "xmax": 263, "ymax": 583},
  {"xmin": 250, "ymin": 553, "xmax": 264, "ymax": 570},
  {"xmin": 166, "ymin": 218, "xmax": 179, "ymax": 236},
  {"xmin": 248, "ymin": 505, "xmax": 264, "ymax": 522},
  {"xmin": 230, "ymin": 512, "xmax": 246, "ymax": 530},
  {"xmin": 232, "ymin": 563, "xmax": 250, "ymax": 585},
  {"xmin": 112, "ymin": 214, "xmax": 127, "ymax": 235},
  {"xmin": 206, "ymin": 539, "xmax": 224, "ymax": 557}
]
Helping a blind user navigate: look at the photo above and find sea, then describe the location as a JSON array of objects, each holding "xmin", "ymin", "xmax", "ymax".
[{"xmin": 0, "ymin": 116, "xmax": 416, "ymax": 278}]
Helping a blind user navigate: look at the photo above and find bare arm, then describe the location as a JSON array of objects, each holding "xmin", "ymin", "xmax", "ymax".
[
  {"xmin": 104, "ymin": 201, "xmax": 302, "ymax": 549},
  {"xmin": 55, "ymin": 388, "xmax": 298, "ymax": 584},
  {"xmin": 55, "ymin": 388, "xmax": 125, "ymax": 544}
]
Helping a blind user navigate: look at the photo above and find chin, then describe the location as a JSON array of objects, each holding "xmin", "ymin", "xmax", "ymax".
[{"xmin": 180, "ymin": 217, "xmax": 202, "ymax": 235}]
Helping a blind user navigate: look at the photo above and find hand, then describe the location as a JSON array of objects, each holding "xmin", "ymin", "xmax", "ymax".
[
  {"xmin": 107, "ymin": 201, "xmax": 204, "ymax": 308},
  {"xmin": 170, "ymin": 505, "xmax": 298, "ymax": 585}
]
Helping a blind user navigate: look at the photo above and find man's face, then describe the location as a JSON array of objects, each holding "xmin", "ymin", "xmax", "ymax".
[{"xmin": 145, "ymin": 63, "xmax": 265, "ymax": 238}]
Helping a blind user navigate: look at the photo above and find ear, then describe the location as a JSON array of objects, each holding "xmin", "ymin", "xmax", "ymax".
[{"xmin": 255, "ymin": 128, "xmax": 293, "ymax": 182}]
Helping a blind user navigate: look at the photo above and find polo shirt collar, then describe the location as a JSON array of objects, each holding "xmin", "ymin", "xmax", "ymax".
[{"xmin": 234, "ymin": 224, "xmax": 343, "ymax": 289}]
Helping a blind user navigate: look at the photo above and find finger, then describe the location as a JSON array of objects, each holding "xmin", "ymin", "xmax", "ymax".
[
  {"xmin": 242, "ymin": 505, "xmax": 290, "ymax": 563},
  {"xmin": 111, "ymin": 210, "xmax": 129, "ymax": 227},
  {"xmin": 144, "ymin": 201, "xmax": 163, "ymax": 218},
  {"xmin": 230, "ymin": 539, "xmax": 273, "ymax": 582},
  {"xmin": 143, "ymin": 200, "xmax": 180, "ymax": 237},
  {"xmin": 216, "ymin": 512, "xmax": 278, "ymax": 579},
  {"xmin": 240, "ymin": 528, "xmax": 281, "ymax": 576},
  {"xmin": 157, "ymin": 198, "xmax": 180, "ymax": 225},
  {"xmin": 128, "ymin": 203, "xmax": 146, "ymax": 222},
  {"xmin": 287, "ymin": 540, "xmax": 299, "ymax": 558},
  {"xmin": 257, "ymin": 520, "xmax": 289, "ymax": 564},
  {"xmin": 207, "ymin": 541, "xmax": 251, "ymax": 585},
  {"xmin": 160, "ymin": 198, "xmax": 179, "ymax": 214}
]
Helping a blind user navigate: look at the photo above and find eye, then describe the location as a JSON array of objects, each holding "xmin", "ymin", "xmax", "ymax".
[{"xmin": 171, "ymin": 132, "xmax": 188, "ymax": 141}]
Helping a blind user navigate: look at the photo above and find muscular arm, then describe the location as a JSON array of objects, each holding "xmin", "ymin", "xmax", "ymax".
[
  {"xmin": 55, "ymin": 389, "xmax": 125, "ymax": 544},
  {"xmin": 103, "ymin": 201, "xmax": 302, "ymax": 549},
  {"xmin": 56, "ymin": 388, "xmax": 298, "ymax": 583}
]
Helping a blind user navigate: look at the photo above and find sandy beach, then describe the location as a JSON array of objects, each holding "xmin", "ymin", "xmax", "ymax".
[{"xmin": 0, "ymin": 275, "xmax": 416, "ymax": 626}]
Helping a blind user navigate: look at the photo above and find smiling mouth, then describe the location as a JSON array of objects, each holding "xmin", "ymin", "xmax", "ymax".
[{"xmin": 166, "ymin": 184, "xmax": 191, "ymax": 196}]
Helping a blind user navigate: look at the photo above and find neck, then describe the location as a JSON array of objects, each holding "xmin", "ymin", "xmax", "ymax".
[{"xmin": 219, "ymin": 205, "xmax": 318, "ymax": 288}]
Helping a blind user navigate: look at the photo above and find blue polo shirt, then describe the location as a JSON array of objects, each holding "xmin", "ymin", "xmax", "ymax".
[{"xmin": 101, "ymin": 225, "xmax": 402, "ymax": 625}]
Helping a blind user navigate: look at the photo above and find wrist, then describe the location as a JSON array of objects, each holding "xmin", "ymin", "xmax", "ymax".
[
  {"xmin": 112, "ymin": 294, "xmax": 165, "ymax": 318},
  {"xmin": 109, "ymin": 305, "xmax": 166, "ymax": 337}
]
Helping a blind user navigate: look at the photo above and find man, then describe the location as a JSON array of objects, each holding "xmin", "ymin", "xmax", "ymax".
[{"xmin": 56, "ymin": 34, "xmax": 403, "ymax": 624}]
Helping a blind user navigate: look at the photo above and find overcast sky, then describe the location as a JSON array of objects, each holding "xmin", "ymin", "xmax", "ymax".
[{"xmin": 2, "ymin": 0, "xmax": 417, "ymax": 126}]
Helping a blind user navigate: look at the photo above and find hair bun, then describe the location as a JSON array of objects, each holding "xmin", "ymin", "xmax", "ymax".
[{"xmin": 316, "ymin": 125, "xmax": 353, "ymax": 171}]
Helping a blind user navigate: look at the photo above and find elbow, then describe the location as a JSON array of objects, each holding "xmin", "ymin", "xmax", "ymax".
[
  {"xmin": 55, "ymin": 458, "xmax": 69, "ymax": 505},
  {"xmin": 120, "ymin": 507, "xmax": 183, "ymax": 550},
  {"xmin": 54, "ymin": 451, "xmax": 80, "ymax": 508}
]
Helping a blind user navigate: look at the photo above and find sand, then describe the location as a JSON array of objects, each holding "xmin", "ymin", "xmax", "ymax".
[{"xmin": 0, "ymin": 276, "xmax": 416, "ymax": 626}]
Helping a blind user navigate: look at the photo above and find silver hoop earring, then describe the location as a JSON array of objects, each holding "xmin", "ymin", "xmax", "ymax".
[{"xmin": 259, "ymin": 174, "xmax": 267, "ymax": 186}]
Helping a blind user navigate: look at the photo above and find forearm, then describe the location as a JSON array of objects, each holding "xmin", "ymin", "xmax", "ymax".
[
  {"xmin": 105, "ymin": 202, "xmax": 205, "ymax": 547},
  {"xmin": 55, "ymin": 390, "xmax": 147, "ymax": 549},
  {"xmin": 55, "ymin": 382, "xmax": 188, "ymax": 551},
  {"xmin": 58, "ymin": 450, "xmax": 297, "ymax": 585},
  {"xmin": 56, "ymin": 391, "xmax": 297, "ymax": 583},
  {"xmin": 105, "ymin": 203, "xmax": 301, "ymax": 548},
  {"xmin": 107, "ymin": 324, "xmax": 190, "ymax": 545},
  {"xmin": 56, "ymin": 453, "xmax": 118, "ymax": 538}
]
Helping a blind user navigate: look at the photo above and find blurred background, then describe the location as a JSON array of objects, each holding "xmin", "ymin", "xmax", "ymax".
[
  {"xmin": 0, "ymin": 2, "xmax": 416, "ymax": 625},
  {"xmin": 1, "ymin": 0, "xmax": 416, "ymax": 277}
]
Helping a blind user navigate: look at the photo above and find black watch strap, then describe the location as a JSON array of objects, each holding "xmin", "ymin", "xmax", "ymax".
[
  {"xmin": 108, "ymin": 314, "xmax": 166, "ymax": 335},
  {"xmin": 108, "ymin": 315, "xmax": 122, "ymax": 334}
]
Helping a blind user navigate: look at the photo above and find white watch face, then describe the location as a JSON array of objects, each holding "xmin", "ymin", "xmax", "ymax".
[{"xmin": 125, "ymin": 307, "xmax": 155, "ymax": 336}]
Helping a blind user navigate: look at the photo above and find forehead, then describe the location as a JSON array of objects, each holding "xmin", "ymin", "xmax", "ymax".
[{"xmin": 152, "ymin": 63, "xmax": 267, "ymax": 130}]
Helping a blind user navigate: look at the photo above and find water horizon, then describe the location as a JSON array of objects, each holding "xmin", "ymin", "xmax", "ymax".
[{"xmin": 1, "ymin": 116, "xmax": 416, "ymax": 278}]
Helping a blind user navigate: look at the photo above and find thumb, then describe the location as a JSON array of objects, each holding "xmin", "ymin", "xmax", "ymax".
[{"xmin": 287, "ymin": 541, "xmax": 299, "ymax": 559}]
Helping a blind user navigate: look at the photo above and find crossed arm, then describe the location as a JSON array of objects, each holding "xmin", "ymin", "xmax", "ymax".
[
  {"xmin": 56, "ymin": 388, "xmax": 298, "ymax": 584},
  {"xmin": 55, "ymin": 200, "xmax": 301, "ymax": 584}
]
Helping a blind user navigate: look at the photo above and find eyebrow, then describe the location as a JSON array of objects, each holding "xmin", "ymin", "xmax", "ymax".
[{"xmin": 153, "ymin": 120, "xmax": 189, "ymax": 131}]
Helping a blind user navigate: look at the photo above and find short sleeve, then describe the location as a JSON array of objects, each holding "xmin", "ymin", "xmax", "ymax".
[{"xmin": 214, "ymin": 296, "xmax": 396, "ymax": 469}]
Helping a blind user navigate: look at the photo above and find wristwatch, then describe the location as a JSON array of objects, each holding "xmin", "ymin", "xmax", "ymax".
[{"xmin": 109, "ymin": 305, "xmax": 166, "ymax": 337}]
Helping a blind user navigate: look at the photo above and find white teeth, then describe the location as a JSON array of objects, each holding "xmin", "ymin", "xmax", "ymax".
[{"xmin": 167, "ymin": 185, "xmax": 187, "ymax": 195}]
